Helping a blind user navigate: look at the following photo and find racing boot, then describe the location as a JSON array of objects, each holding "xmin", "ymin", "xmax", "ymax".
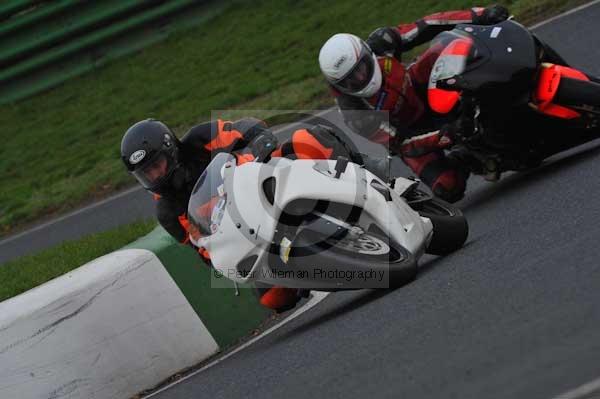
[
  {"xmin": 430, "ymin": 167, "xmax": 468, "ymax": 203},
  {"xmin": 255, "ymin": 284, "xmax": 306, "ymax": 313}
]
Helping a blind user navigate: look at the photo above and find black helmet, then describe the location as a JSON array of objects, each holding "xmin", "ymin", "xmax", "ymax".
[{"xmin": 121, "ymin": 119, "xmax": 180, "ymax": 194}]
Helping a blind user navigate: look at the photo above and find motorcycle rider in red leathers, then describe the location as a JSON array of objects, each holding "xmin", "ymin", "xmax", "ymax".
[{"xmin": 319, "ymin": 5, "xmax": 510, "ymax": 202}]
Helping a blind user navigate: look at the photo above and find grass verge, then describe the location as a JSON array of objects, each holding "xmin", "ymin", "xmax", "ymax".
[
  {"xmin": 0, "ymin": 219, "xmax": 156, "ymax": 301},
  {"xmin": 0, "ymin": 0, "xmax": 592, "ymax": 235}
]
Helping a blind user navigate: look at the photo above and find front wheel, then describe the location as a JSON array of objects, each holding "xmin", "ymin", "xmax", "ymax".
[
  {"xmin": 287, "ymin": 228, "xmax": 417, "ymax": 290},
  {"xmin": 410, "ymin": 192, "xmax": 468, "ymax": 255},
  {"xmin": 324, "ymin": 231, "xmax": 418, "ymax": 288}
]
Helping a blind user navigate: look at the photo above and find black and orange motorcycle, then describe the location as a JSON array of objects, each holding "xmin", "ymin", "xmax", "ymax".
[{"xmin": 428, "ymin": 19, "xmax": 600, "ymax": 180}]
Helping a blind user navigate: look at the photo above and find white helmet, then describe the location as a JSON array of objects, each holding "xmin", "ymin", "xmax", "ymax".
[{"xmin": 319, "ymin": 33, "xmax": 382, "ymax": 98}]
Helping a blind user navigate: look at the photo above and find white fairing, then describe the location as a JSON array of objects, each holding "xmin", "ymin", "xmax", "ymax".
[
  {"xmin": 194, "ymin": 158, "xmax": 433, "ymax": 285},
  {"xmin": 319, "ymin": 33, "xmax": 382, "ymax": 98}
]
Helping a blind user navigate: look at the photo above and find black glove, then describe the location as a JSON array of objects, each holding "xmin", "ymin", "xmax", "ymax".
[
  {"xmin": 366, "ymin": 27, "xmax": 403, "ymax": 59},
  {"xmin": 249, "ymin": 130, "xmax": 278, "ymax": 162},
  {"xmin": 475, "ymin": 4, "xmax": 510, "ymax": 25},
  {"xmin": 442, "ymin": 112, "xmax": 475, "ymax": 140}
]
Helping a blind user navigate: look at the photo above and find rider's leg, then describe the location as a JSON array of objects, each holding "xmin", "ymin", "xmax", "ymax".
[
  {"xmin": 273, "ymin": 125, "xmax": 349, "ymax": 160},
  {"xmin": 402, "ymin": 151, "xmax": 468, "ymax": 203},
  {"xmin": 274, "ymin": 125, "xmax": 393, "ymax": 180}
]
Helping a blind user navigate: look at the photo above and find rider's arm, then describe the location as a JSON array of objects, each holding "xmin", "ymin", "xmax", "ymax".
[
  {"xmin": 156, "ymin": 199, "xmax": 189, "ymax": 244},
  {"xmin": 367, "ymin": 5, "xmax": 509, "ymax": 56},
  {"xmin": 332, "ymin": 90, "xmax": 396, "ymax": 144},
  {"xmin": 396, "ymin": 8, "xmax": 487, "ymax": 51},
  {"xmin": 156, "ymin": 199, "xmax": 214, "ymax": 265}
]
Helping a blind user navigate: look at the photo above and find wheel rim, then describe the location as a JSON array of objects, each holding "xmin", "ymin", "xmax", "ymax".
[{"xmin": 328, "ymin": 233, "xmax": 391, "ymax": 255}]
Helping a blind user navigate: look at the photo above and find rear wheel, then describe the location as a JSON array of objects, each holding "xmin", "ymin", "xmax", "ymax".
[{"xmin": 409, "ymin": 191, "xmax": 468, "ymax": 255}]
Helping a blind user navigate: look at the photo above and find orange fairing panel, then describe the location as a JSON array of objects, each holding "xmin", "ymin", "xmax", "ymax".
[
  {"xmin": 428, "ymin": 38, "xmax": 472, "ymax": 114},
  {"xmin": 534, "ymin": 63, "xmax": 589, "ymax": 119}
]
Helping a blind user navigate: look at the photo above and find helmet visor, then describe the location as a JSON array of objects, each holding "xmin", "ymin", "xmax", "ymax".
[
  {"xmin": 132, "ymin": 153, "xmax": 176, "ymax": 190},
  {"xmin": 335, "ymin": 54, "xmax": 375, "ymax": 93}
]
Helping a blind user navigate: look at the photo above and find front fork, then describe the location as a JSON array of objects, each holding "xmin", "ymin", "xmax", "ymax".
[{"xmin": 449, "ymin": 99, "xmax": 504, "ymax": 181}]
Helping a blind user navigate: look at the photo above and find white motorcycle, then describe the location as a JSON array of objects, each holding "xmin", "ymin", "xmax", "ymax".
[{"xmin": 187, "ymin": 152, "xmax": 468, "ymax": 290}]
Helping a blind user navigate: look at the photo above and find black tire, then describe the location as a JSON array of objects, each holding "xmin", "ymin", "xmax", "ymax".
[
  {"xmin": 326, "ymin": 231, "xmax": 417, "ymax": 288},
  {"xmin": 414, "ymin": 195, "xmax": 468, "ymax": 256},
  {"xmin": 287, "ymin": 229, "xmax": 417, "ymax": 290}
]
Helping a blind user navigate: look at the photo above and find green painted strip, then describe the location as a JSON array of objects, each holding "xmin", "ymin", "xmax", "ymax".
[
  {"xmin": 125, "ymin": 226, "xmax": 271, "ymax": 349},
  {"xmin": 0, "ymin": 0, "xmax": 81, "ymax": 39},
  {"xmin": 0, "ymin": 0, "xmax": 198, "ymax": 84}
]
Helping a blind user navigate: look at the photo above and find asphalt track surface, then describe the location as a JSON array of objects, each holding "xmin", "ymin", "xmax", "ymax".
[
  {"xmin": 148, "ymin": 5, "xmax": 600, "ymax": 399},
  {"xmin": 3, "ymin": 4, "xmax": 600, "ymax": 398}
]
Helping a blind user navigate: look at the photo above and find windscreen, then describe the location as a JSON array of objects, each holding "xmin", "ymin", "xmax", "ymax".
[
  {"xmin": 187, "ymin": 153, "xmax": 235, "ymax": 238},
  {"xmin": 428, "ymin": 30, "xmax": 484, "ymax": 113},
  {"xmin": 429, "ymin": 31, "xmax": 477, "ymax": 87}
]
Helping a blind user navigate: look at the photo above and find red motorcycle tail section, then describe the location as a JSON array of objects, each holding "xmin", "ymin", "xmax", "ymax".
[
  {"xmin": 428, "ymin": 38, "xmax": 472, "ymax": 114},
  {"xmin": 534, "ymin": 63, "xmax": 589, "ymax": 119}
]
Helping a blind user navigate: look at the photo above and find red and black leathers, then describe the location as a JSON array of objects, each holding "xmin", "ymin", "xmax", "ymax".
[{"xmin": 333, "ymin": 6, "xmax": 509, "ymax": 202}]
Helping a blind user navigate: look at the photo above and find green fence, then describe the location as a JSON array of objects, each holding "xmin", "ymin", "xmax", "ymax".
[{"xmin": 0, "ymin": 0, "xmax": 218, "ymax": 104}]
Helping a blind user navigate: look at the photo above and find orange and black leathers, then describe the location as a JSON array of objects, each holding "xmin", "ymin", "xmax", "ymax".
[
  {"xmin": 154, "ymin": 120, "xmax": 355, "ymax": 312},
  {"xmin": 154, "ymin": 120, "xmax": 354, "ymax": 247}
]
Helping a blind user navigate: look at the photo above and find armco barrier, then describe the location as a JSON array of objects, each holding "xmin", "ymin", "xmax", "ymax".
[
  {"xmin": 0, "ymin": 2, "xmax": 226, "ymax": 104},
  {"xmin": 0, "ymin": 0, "xmax": 169, "ymax": 71},
  {"xmin": 0, "ymin": 0, "xmax": 39, "ymax": 23},
  {"xmin": 0, "ymin": 1, "xmax": 218, "ymax": 104},
  {"xmin": 0, "ymin": 228, "xmax": 271, "ymax": 398},
  {"xmin": 0, "ymin": 0, "xmax": 81, "ymax": 41},
  {"xmin": 0, "ymin": 0, "xmax": 194, "ymax": 78}
]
